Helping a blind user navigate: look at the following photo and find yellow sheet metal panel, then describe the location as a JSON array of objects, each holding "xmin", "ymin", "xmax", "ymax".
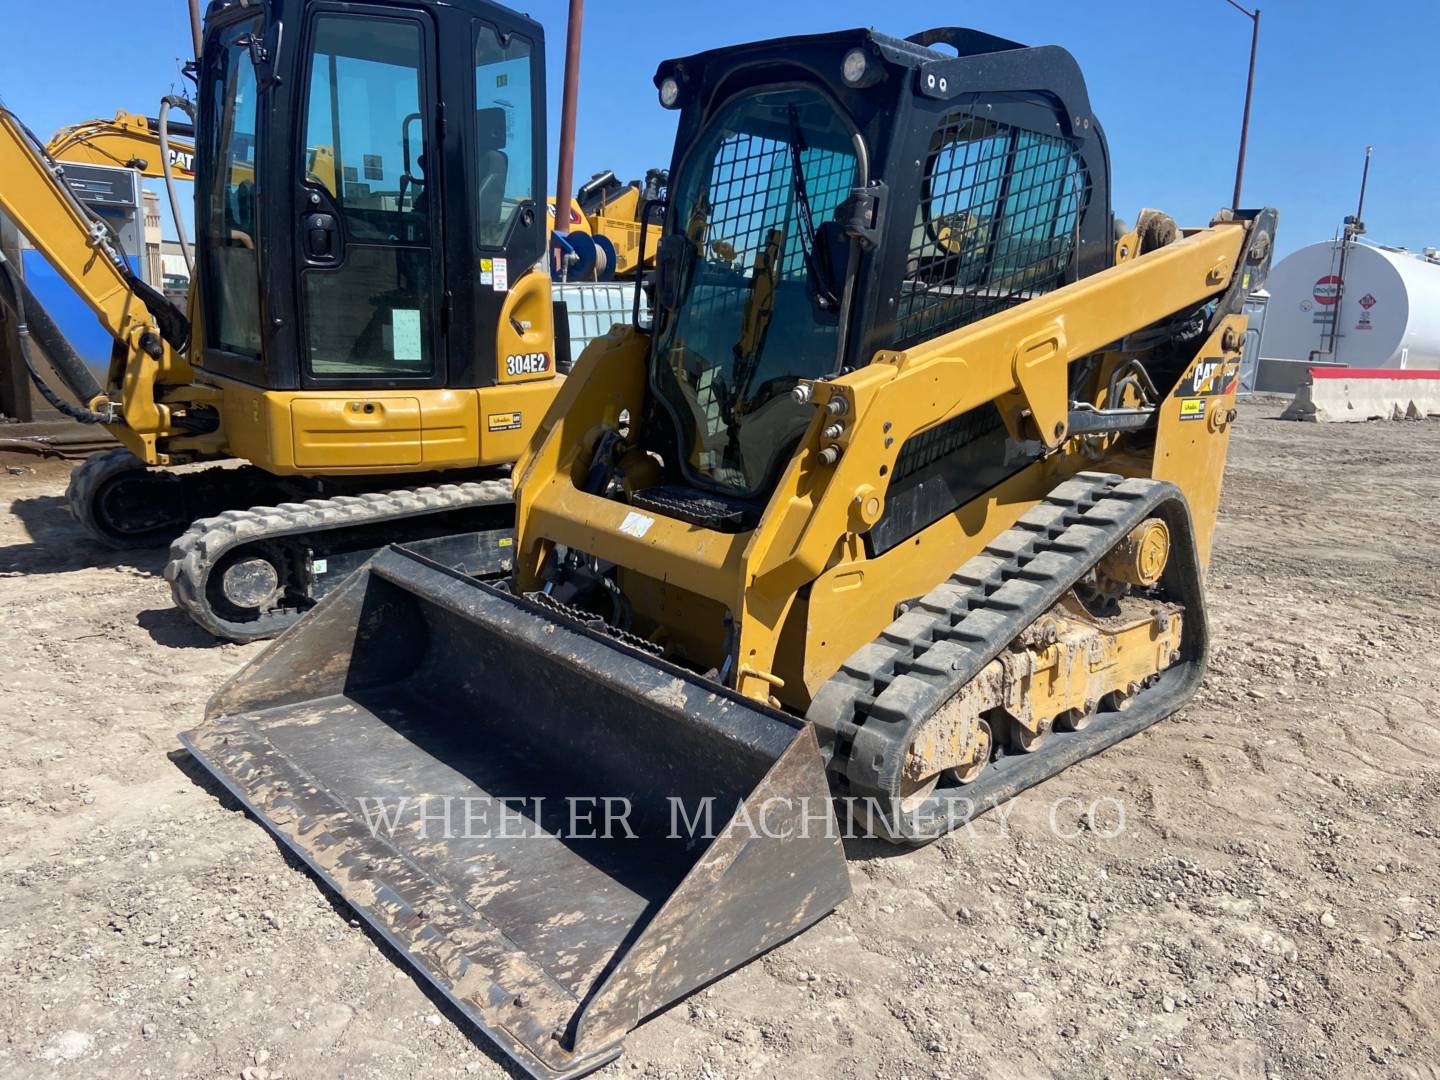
[
  {"xmin": 290, "ymin": 397, "xmax": 423, "ymax": 469},
  {"xmin": 219, "ymin": 381, "xmax": 289, "ymax": 470},
  {"xmin": 476, "ymin": 378, "xmax": 562, "ymax": 466},
  {"xmin": 495, "ymin": 269, "xmax": 558, "ymax": 384},
  {"xmin": 416, "ymin": 389, "xmax": 479, "ymax": 468},
  {"xmin": 1151, "ymin": 315, "xmax": 1246, "ymax": 569},
  {"xmin": 218, "ymin": 382, "xmax": 498, "ymax": 474}
]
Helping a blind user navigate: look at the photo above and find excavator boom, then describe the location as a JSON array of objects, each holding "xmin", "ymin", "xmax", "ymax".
[{"xmin": 45, "ymin": 109, "xmax": 196, "ymax": 179}]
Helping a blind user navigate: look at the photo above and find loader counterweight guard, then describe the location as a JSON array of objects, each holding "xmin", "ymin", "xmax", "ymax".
[{"xmin": 181, "ymin": 545, "xmax": 850, "ymax": 1079}]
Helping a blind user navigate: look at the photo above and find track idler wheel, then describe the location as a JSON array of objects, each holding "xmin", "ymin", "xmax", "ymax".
[
  {"xmin": 216, "ymin": 553, "xmax": 285, "ymax": 614},
  {"xmin": 65, "ymin": 447, "xmax": 188, "ymax": 548}
]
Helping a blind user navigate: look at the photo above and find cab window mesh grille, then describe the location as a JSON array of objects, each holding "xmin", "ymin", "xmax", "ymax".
[
  {"xmin": 894, "ymin": 115, "xmax": 1086, "ymax": 347},
  {"xmin": 690, "ymin": 133, "xmax": 854, "ymax": 308}
]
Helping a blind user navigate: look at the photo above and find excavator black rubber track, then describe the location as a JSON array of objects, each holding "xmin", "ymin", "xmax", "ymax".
[
  {"xmin": 164, "ymin": 478, "xmax": 515, "ymax": 642},
  {"xmin": 64, "ymin": 448, "xmax": 304, "ymax": 549}
]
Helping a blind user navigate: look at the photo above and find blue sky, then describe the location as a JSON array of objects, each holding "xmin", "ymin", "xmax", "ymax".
[{"xmin": 4, "ymin": 0, "xmax": 1437, "ymax": 257}]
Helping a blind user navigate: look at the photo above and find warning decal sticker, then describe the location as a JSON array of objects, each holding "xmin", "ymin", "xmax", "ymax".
[
  {"xmin": 1179, "ymin": 398, "xmax": 1207, "ymax": 422},
  {"xmin": 486, "ymin": 411, "xmax": 522, "ymax": 432}
]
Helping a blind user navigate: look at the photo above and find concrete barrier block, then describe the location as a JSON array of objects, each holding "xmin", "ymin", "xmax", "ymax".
[{"xmin": 1281, "ymin": 368, "xmax": 1440, "ymax": 423}]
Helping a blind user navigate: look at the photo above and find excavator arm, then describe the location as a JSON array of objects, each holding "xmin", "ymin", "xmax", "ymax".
[{"xmin": 0, "ymin": 104, "xmax": 193, "ymax": 461}]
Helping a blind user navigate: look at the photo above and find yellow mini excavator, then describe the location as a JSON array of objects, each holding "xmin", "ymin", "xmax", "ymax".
[
  {"xmin": 45, "ymin": 110, "xmax": 197, "ymax": 179},
  {"xmin": 182, "ymin": 25, "xmax": 1276, "ymax": 1079},
  {"xmin": 0, "ymin": 0, "xmax": 563, "ymax": 640}
]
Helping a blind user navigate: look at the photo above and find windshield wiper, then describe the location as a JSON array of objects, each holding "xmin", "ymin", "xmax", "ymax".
[{"xmin": 785, "ymin": 106, "xmax": 840, "ymax": 311}]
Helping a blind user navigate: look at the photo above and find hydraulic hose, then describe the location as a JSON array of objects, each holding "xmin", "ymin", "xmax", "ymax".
[
  {"xmin": 0, "ymin": 250, "xmax": 115, "ymax": 425},
  {"xmin": 158, "ymin": 96, "xmax": 196, "ymax": 277}
]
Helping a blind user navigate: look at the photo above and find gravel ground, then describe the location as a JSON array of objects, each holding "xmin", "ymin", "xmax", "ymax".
[{"xmin": 2, "ymin": 399, "xmax": 1438, "ymax": 1080}]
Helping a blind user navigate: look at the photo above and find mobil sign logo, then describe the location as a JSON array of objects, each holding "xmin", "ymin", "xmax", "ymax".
[{"xmin": 1312, "ymin": 275, "xmax": 1341, "ymax": 305}]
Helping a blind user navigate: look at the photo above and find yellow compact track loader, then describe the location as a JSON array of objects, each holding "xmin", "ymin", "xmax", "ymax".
[
  {"xmin": 182, "ymin": 25, "xmax": 1276, "ymax": 1079},
  {"xmin": 0, "ymin": 0, "xmax": 563, "ymax": 640}
]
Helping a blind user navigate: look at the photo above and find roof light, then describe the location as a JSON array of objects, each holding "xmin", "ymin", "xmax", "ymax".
[
  {"xmin": 841, "ymin": 48, "xmax": 870, "ymax": 86},
  {"xmin": 659, "ymin": 77, "xmax": 681, "ymax": 109}
]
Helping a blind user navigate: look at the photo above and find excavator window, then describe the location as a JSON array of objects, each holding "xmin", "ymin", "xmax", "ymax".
[
  {"xmin": 200, "ymin": 18, "xmax": 264, "ymax": 358},
  {"xmin": 895, "ymin": 108, "xmax": 1086, "ymax": 346},
  {"xmin": 650, "ymin": 86, "xmax": 858, "ymax": 495},
  {"xmin": 303, "ymin": 17, "xmax": 429, "ymax": 244},
  {"xmin": 299, "ymin": 14, "xmax": 435, "ymax": 379},
  {"xmin": 473, "ymin": 25, "xmax": 534, "ymax": 248}
]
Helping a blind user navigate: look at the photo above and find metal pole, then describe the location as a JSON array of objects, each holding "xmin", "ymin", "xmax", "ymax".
[
  {"xmin": 188, "ymin": 0, "xmax": 203, "ymax": 60},
  {"xmin": 1228, "ymin": 3, "xmax": 1260, "ymax": 210},
  {"xmin": 1354, "ymin": 144, "xmax": 1373, "ymax": 228},
  {"xmin": 1327, "ymin": 146, "xmax": 1373, "ymax": 359},
  {"xmin": 553, "ymin": 0, "xmax": 583, "ymax": 251}
]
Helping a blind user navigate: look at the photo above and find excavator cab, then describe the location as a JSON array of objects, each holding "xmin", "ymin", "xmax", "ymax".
[
  {"xmin": 192, "ymin": 0, "xmax": 558, "ymax": 471},
  {"xmin": 0, "ymin": 0, "xmax": 561, "ymax": 530},
  {"xmin": 184, "ymin": 25, "xmax": 1276, "ymax": 1078},
  {"xmin": 0, "ymin": 0, "xmax": 574, "ymax": 639}
]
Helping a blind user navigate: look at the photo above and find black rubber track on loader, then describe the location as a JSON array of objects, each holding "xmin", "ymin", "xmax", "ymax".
[{"xmin": 808, "ymin": 471, "xmax": 1210, "ymax": 844}]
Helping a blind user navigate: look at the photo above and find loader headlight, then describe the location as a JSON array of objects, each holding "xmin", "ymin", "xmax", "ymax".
[
  {"xmin": 659, "ymin": 76, "xmax": 681, "ymax": 109},
  {"xmin": 841, "ymin": 48, "xmax": 870, "ymax": 86}
]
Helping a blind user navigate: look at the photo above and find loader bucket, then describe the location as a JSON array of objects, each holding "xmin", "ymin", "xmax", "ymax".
[{"xmin": 179, "ymin": 546, "xmax": 851, "ymax": 1079}]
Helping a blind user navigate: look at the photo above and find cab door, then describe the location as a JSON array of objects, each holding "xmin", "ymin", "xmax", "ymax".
[{"xmin": 293, "ymin": 5, "xmax": 445, "ymax": 390}]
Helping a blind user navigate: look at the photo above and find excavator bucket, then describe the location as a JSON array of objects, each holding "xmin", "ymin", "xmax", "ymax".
[{"xmin": 179, "ymin": 545, "xmax": 851, "ymax": 1079}]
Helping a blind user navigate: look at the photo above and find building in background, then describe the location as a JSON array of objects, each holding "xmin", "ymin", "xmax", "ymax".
[{"xmin": 142, "ymin": 189, "xmax": 163, "ymax": 287}]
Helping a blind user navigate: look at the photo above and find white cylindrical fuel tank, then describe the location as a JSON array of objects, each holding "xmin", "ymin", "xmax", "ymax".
[{"xmin": 1259, "ymin": 240, "xmax": 1440, "ymax": 369}]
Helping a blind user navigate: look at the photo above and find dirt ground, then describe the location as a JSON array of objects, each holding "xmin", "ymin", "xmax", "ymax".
[{"xmin": 2, "ymin": 399, "xmax": 1438, "ymax": 1080}]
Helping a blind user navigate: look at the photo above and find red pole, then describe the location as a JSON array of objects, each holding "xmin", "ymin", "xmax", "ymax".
[
  {"xmin": 188, "ymin": 0, "xmax": 203, "ymax": 59},
  {"xmin": 553, "ymin": 0, "xmax": 583, "ymax": 242}
]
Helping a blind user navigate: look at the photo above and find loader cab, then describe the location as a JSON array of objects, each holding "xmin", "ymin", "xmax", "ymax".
[
  {"xmin": 643, "ymin": 28, "xmax": 1112, "ymax": 510},
  {"xmin": 193, "ymin": 0, "xmax": 548, "ymax": 394}
]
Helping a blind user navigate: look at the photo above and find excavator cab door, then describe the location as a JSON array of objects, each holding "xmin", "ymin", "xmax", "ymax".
[
  {"xmin": 292, "ymin": 6, "xmax": 446, "ymax": 390},
  {"xmin": 287, "ymin": 1, "xmax": 547, "ymax": 395}
]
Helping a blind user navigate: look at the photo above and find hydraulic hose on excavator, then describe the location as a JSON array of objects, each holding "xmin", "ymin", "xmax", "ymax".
[{"xmin": 0, "ymin": 249, "xmax": 112, "ymax": 423}]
